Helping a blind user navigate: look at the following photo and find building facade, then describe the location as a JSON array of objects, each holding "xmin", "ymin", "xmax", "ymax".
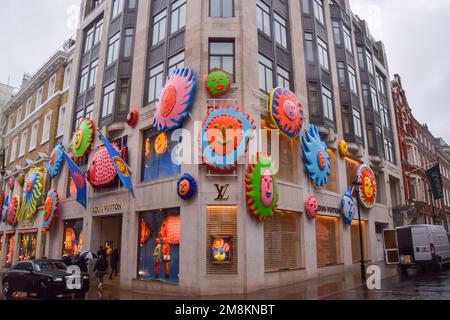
[
  {"xmin": 0, "ymin": 83, "xmax": 16, "ymax": 186},
  {"xmin": 2, "ymin": 0, "xmax": 405, "ymax": 296},
  {"xmin": 0, "ymin": 42, "xmax": 74, "ymax": 268}
]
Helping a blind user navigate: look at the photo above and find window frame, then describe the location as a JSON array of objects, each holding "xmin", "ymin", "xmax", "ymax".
[
  {"xmin": 258, "ymin": 53, "xmax": 273, "ymax": 93},
  {"xmin": 322, "ymin": 85, "xmax": 334, "ymax": 122},
  {"xmin": 209, "ymin": 39, "xmax": 235, "ymax": 82},
  {"xmin": 210, "ymin": 0, "xmax": 234, "ymax": 18}
]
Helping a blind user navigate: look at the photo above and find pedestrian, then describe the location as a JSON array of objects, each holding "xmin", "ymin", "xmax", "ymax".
[
  {"xmin": 109, "ymin": 249, "xmax": 120, "ymax": 280},
  {"xmin": 97, "ymin": 246, "xmax": 106, "ymax": 257},
  {"xmin": 77, "ymin": 254, "xmax": 88, "ymax": 273},
  {"xmin": 93, "ymin": 255, "xmax": 108, "ymax": 289}
]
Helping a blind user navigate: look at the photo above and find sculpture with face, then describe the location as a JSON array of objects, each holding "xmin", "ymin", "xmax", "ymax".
[
  {"xmin": 206, "ymin": 114, "xmax": 243, "ymax": 156},
  {"xmin": 155, "ymin": 132, "xmax": 168, "ymax": 155},
  {"xmin": 206, "ymin": 69, "xmax": 231, "ymax": 97},
  {"xmin": 47, "ymin": 143, "xmax": 65, "ymax": 178},
  {"xmin": 260, "ymin": 169, "xmax": 274, "ymax": 208},
  {"xmin": 7, "ymin": 196, "xmax": 20, "ymax": 226},
  {"xmin": 338, "ymin": 139, "xmax": 348, "ymax": 157},
  {"xmin": 305, "ymin": 196, "xmax": 318, "ymax": 219},
  {"xmin": 21, "ymin": 168, "xmax": 44, "ymax": 221},
  {"xmin": 356, "ymin": 164, "xmax": 377, "ymax": 209},
  {"xmin": 43, "ymin": 190, "xmax": 59, "ymax": 230},
  {"xmin": 269, "ymin": 87, "xmax": 304, "ymax": 139},
  {"xmin": 71, "ymin": 118, "xmax": 94, "ymax": 160},
  {"xmin": 177, "ymin": 173, "xmax": 197, "ymax": 200},
  {"xmin": 341, "ymin": 187, "xmax": 355, "ymax": 225},
  {"xmin": 302, "ymin": 125, "xmax": 331, "ymax": 187}
]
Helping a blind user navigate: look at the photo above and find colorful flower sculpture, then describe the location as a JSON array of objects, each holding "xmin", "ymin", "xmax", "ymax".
[
  {"xmin": 8, "ymin": 177, "xmax": 15, "ymax": 190},
  {"xmin": 302, "ymin": 125, "xmax": 331, "ymax": 187},
  {"xmin": 212, "ymin": 237, "xmax": 231, "ymax": 263},
  {"xmin": 1, "ymin": 195, "xmax": 8, "ymax": 223},
  {"xmin": 205, "ymin": 69, "xmax": 231, "ymax": 97},
  {"xmin": 338, "ymin": 139, "xmax": 348, "ymax": 157},
  {"xmin": 47, "ymin": 142, "xmax": 65, "ymax": 178},
  {"xmin": 20, "ymin": 167, "xmax": 44, "ymax": 221},
  {"xmin": 7, "ymin": 196, "xmax": 20, "ymax": 226},
  {"xmin": 71, "ymin": 118, "xmax": 94, "ymax": 160},
  {"xmin": 245, "ymin": 153, "xmax": 278, "ymax": 221},
  {"xmin": 153, "ymin": 67, "xmax": 196, "ymax": 132},
  {"xmin": 177, "ymin": 173, "xmax": 197, "ymax": 200},
  {"xmin": 127, "ymin": 108, "xmax": 139, "ymax": 127},
  {"xmin": 158, "ymin": 216, "xmax": 180, "ymax": 245},
  {"xmin": 154, "ymin": 132, "xmax": 168, "ymax": 155},
  {"xmin": 43, "ymin": 189, "xmax": 59, "ymax": 230},
  {"xmin": 341, "ymin": 187, "xmax": 355, "ymax": 225},
  {"xmin": 140, "ymin": 219, "xmax": 151, "ymax": 245},
  {"xmin": 268, "ymin": 87, "xmax": 304, "ymax": 139},
  {"xmin": 87, "ymin": 143, "xmax": 126, "ymax": 188},
  {"xmin": 305, "ymin": 195, "xmax": 318, "ymax": 219},
  {"xmin": 356, "ymin": 164, "xmax": 377, "ymax": 209},
  {"xmin": 17, "ymin": 173, "xmax": 25, "ymax": 187},
  {"xmin": 201, "ymin": 106, "xmax": 255, "ymax": 171}
]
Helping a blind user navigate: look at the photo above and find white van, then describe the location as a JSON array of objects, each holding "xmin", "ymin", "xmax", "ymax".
[{"xmin": 396, "ymin": 225, "xmax": 450, "ymax": 273}]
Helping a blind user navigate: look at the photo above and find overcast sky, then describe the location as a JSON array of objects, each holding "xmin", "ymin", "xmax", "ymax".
[{"xmin": 0, "ymin": 0, "xmax": 449, "ymax": 141}]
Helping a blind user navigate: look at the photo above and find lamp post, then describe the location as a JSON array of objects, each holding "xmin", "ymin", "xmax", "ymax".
[{"xmin": 352, "ymin": 180, "xmax": 366, "ymax": 282}]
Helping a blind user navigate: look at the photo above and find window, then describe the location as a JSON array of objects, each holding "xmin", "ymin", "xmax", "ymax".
[
  {"xmin": 170, "ymin": 0, "xmax": 186, "ymax": 34},
  {"xmin": 317, "ymin": 37, "xmax": 329, "ymax": 71},
  {"xmin": 381, "ymin": 104, "xmax": 390, "ymax": 130},
  {"xmin": 84, "ymin": 26, "xmax": 94, "ymax": 53},
  {"xmin": 256, "ymin": 0, "xmax": 271, "ymax": 37},
  {"xmin": 29, "ymin": 121, "xmax": 39, "ymax": 151},
  {"xmin": 79, "ymin": 66, "xmax": 89, "ymax": 94},
  {"xmin": 322, "ymin": 86, "xmax": 334, "ymax": 121},
  {"xmin": 57, "ymin": 106, "xmax": 66, "ymax": 137},
  {"xmin": 301, "ymin": 0, "xmax": 310, "ymax": 14},
  {"xmin": 10, "ymin": 136, "xmax": 18, "ymax": 163},
  {"xmin": 123, "ymin": 28, "xmax": 134, "ymax": 58},
  {"xmin": 16, "ymin": 106, "xmax": 22, "ymax": 126},
  {"xmin": 152, "ymin": 10, "xmax": 167, "ymax": 46},
  {"xmin": 366, "ymin": 51, "xmax": 374, "ymax": 75},
  {"xmin": 209, "ymin": 40, "xmax": 235, "ymax": 80},
  {"xmin": 148, "ymin": 63, "xmax": 164, "ymax": 103},
  {"xmin": 308, "ymin": 82, "xmax": 319, "ymax": 115},
  {"xmin": 342, "ymin": 106, "xmax": 351, "ymax": 135},
  {"xmin": 128, "ymin": 0, "xmax": 136, "ymax": 9},
  {"xmin": 210, "ymin": 0, "xmax": 233, "ymax": 17},
  {"xmin": 357, "ymin": 46, "xmax": 365, "ymax": 68},
  {"xmin": 375, "ymin": 125, "xmax": 383, "ymax": 152},
  {"xmin": 63, "ymin": 65, "xmax": 72, "ymax": 89},
  {"xmin": 88, "ymin": 59, "xmax": 99, "ymax": 88},
  {"xmin": 258, "ymin": 54, "xmax": 273, "ymax": 92},
  {"xmin": 18, "ymin": 233, "xmax": 37, "ymax": 260},
  {"xmin": 41, "ymin": 111, "xmax": 51, "ymax": 144},
  {"xmin": 48, "ymin": 74, "xmax": 57, "ymax": 97},
  {"xmin": 112, "ymin": 0, "xmax": 124, "ymax": 18},
  {"xmin": 7, "ymin": 115, "xmax": 13, "ymax": 132},
  {"xmin": 313, "ymin": 0, "xmax": 324, "ymax": 25},
  {"xmin": 384, "ymin": 139, "xmax": 395, "ymax": 163},
  {"xmin": 337, "ymin": 62, "xmax": 346, "ymax": 87},
  {"xmin": 102, "ymin": 82, "xmax": 116, "ymax": 118},
  {"xmin": 362, "ymin": 83, "xmax": 370, "ymax": 107},
  {"xmin": 371, "ymin": 86, "xmax": 379, "ymax": 112},
  {"xmin": 107, "ymin": 33, "xmax": 121, "ymax": 65},
  {"xmin": 141, "ymin": 129, "xmax": 181, "ymax": 182},
  {"xmin": 93, "ymin": 19, "xmax": 103, "ymax": 45},
  {"xmin": 351, "ymin": 220, "xmax": 369, "ymax": 263},
  {"xmin": 343, "ymin": 26, "xmax": 353, "ymax": 53},
  {"xmin": 411, "ymin": 177, "xmax": 417, "ymax": 200},
  {"xmin": 274, "ymin": 13, "xmax": 288, "ymax": 49},
  {"xmin": 19, "ymin": 129, "xmax": 28, "ymax": 158},
  {"xmin": 36, "ymin": 86, "xmax": 43, "ymax": 106},
  {"xmin": 376, "ymin": 72, "xmax": 386, "ymax": 96},
  {"xmin": 62, "ymin": 220, "xmax": 83, "ymax": 255},
  {"xmin": 348, "ymin": 65, "xmax": 357, "ymax": 94},
  {"xmin": 277, "ymin": 65, "xmax": 290, "ymax": 90},
  {"xmin": 316, "ymin": 216, "xmax": 341, "ymax": 267},
  {"xmin": 168, "ymin": 51, "xmax": 185, "ymax": 76},
  {"xmin": 25, "ymin": 98, "xmax": 32, "ymax": 117},
  {"xmin": 264, "ymin": 211, "xmax": 301, "ymax": 272},
  {"xmin": 119, "ymin": 79, "xmax": 130, "ymax": 113},
  {"xmin": 332, "ymin": 21, "xmax": 341, "ymax": 45},
  {"xmin": 353, "ymin": 108, "xmax": 362, "ymax": 138},
  {"xmin": 3, "ymin": 146, "xmax": 8, "ymax": 167},
  {"xmin": 304, "ymin": 32, "xmax": 314, "ymax": 62}
]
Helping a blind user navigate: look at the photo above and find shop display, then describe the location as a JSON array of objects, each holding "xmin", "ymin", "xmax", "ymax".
[
  {"xmin": 1, "ymin": 195, "xmax": 9, "ymax": 223},
  {"xmin": 127, "ymin": 108, "xmax": 139, "ymax": 127},
  {"xmin": 205, "ymin": 69, "xmax": 231, "ymax": 97},
  {"xmin": 176, "ymin": 173, "xmax": 197, "ymax": 200},
  {"xmin": 7, "ymin": 196, "xmax": 20, "ymax": 226},
  {"xmin": 140, "ymin": 219, "xmax": 152, "ymax": 245},
  {"xmin": 17, "ymin": 173, "xmax": 25, "ymax": 187},
  {"xmin": 87, "ymin": 143, "xmax": 126, "ymax": 188},
  {"xmin": 268, "ymin": 87, "xmax": 304, "ymax": 139},
  {"xmin": 159, "ymin": 216, "xmax": 180, "ymax": 245},
  {"xmin": 211, "ymin": 236, "xmax": 232, "ymax": 263},
  {"xmin": 20, "ymin": 167, "xmax": 44, "ymax": 221},
  {"xmin": 144, "ymin": 138, "xmax": 151, "ymax": 157},
  {"xmin": 43, "ymin": 189, "xmax": 59, "ymax": 230},
  {"xmin": 341, "ymin": 187, "xmax": 355, "ymax": 225},
  {"xmin": 245, "ymin": 153, "xmax": 278, "ymax": 221},
  {"xmin": 78, "ymin": 231, "xmax": 83, "ymax": 253},
  {"xmin": 19, "ymin": 233, "xmax": 37, "ymax": 260},
  {"xmin": 302, "ymin": 124, "xmax": 331, "ymax": 187},
  {"xmin": 47, "ymin": 142, "xmax": 65, "ymax": 178},
  {"xmin": 154, "ymin": 132, "xmax": 168, "ymax": 155},
  {"xmin": 71, "ymin": 118, "xmax": 94, "ymax": 160},
  {"xmin": 6, "ymin": 235, "xmax": 15, "ymax": 266},
  {"xmin": 8, "ymin": 177, "xmax": 14, "ymax": 190},
  {"xmin": 153, "ymin": 67, "xmax": 196, "ymax": 132},
  {"xmin": 356, "ymin": 164, "xmax": 377, "ymax": 209},
  {"xmin": 338, "ymin": 139, "xmax": 348, "ymax": 157},
  {"xmin": 305, "ymin": 195, "xmax": 319, "ymax": 219},
  {"xmin": 201, "ymin": 106, "xmax": 255, "ymax": 171}
]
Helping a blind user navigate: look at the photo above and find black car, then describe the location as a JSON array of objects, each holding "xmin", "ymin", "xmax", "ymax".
[{"xmin": 2, "ymin": 259, "xmax": 90, "ymax": 299}]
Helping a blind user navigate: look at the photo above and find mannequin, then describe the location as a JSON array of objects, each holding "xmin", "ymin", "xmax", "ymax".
[
  {"xmin": 162, "ymin": 239, "xmax": 171, "ymax": 278},
  {"xmin": 153, "ymin": 238, "xmax": 161, "ymax": 278}
]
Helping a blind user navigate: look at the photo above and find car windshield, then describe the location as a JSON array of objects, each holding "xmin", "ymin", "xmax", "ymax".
[{"xmin": 34, "ymin": 261, "xmax": 68, "ymax": 272}]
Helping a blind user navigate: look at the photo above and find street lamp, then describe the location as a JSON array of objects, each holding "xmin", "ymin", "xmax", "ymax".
[{"xmin": 352, "ymin": 180, "xmax": 366, "ymax": 282}]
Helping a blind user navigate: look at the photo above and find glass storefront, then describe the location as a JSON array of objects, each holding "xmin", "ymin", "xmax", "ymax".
[
  {"xmin": 316, "ymin": 215, "xmax": 341, "ymax": 267},
  {"xmin": 137, "ymin": 208, "xmax": 180, "ymax": 283},
  {"xmin": 4, "ymin": 233, "xmax": 15, "ymax": 268},
  {"xmin": 63, "ymin": 219, "xmax": 84, "ymax": 255},
  {"xmin": 18, "ymin": 231, "xmax": 37, "ymax": 260},
  {"xmin": 351, "ymin": 220, "xmax": 369, "ymax": 263}
]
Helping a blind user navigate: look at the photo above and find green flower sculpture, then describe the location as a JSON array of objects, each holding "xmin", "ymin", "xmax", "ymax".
[
  {"xmin": 205, "ymin": 69, "xmax": 231, "ymax": 97},
  {"xmin": 71, "ymin": 118, "xmax": 94, "ymax": 160},
  {"xmin": 245, "ymin": 153, "xmax": 278, "ymax": 221}
]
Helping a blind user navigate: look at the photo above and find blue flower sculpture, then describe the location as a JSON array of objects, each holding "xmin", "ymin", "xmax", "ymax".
[
  {"xmin": 47, "ymin": 142, "xmax": 65, "ymax": 179},
  {"xmin": 1, "ymin": 196, "xmax": 9, "ymax": 223},
  {"xmin": 301, "ymin": 125, "xmax": 331, "ymax": 186},
  {"xmin": 341, "ymin": 187, "xmax": 355, "ymax": 225},
  {"xmin": 177, "ymin": 173, "xmax": 198, "ymax": 200}
]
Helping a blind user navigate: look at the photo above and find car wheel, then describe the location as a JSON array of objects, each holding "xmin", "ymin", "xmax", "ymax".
[{"xmin": 3, "ymin": 279, "xmax": 13, "ymax": 298}]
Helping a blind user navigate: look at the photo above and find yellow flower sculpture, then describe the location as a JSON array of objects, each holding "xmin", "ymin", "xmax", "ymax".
[{"xmin": 19, "ymin": 168, "xmax": 44, "ymax": 221}]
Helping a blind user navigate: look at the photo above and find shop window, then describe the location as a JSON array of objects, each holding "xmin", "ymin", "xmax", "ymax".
[
  {"xmin": 345, "ymin": 157, "xmax": 361, "ymax": 188},
  {"xmin": 137, "ymin": 208, "xmax": 180, "ymax": 283},
  {"xmin": 18, "ymin": 232, "xmax": 38, "ymax": 260},
  {"xmin": 351, "ymin": 220, "xmax": 369, "ymax": 263},
  {"xmin": 4, "ymin": 233, "xmax": 15, "ymax": 268},
  {"xmin": 261, "ymin": 115, "xmax": 299, "ymax": 184},
  {"xmin": 63, "ymin": 219, "xmax": 84, "ymax": 255},
  {"xmin": 206, "ymin": 206, "xmax": 237, "ymax": 274},
  {"xmin": 141, "ymin": 129, "xmax": 181, "ymax": 182},
  {"xmin": 264, "ymin": 211, "xmax": 301, "ymax": 272},
  {"xmin": 315, "ymin": 149, "xmax": 338, "ymax": 193},
  {"xmin": 316, "ymin": 216, "xmax": 341, "ymax": 267}
]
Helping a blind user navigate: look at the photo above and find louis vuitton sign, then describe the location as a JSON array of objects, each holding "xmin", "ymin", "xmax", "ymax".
[{"xmin": 93, "ymin": 203, "xmax": 122, "ymax": 214}]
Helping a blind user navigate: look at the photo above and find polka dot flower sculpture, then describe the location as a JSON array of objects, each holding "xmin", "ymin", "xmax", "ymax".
[
  {"xmin": 301, "ymin": 125, "xmax": 331, "ymax": 187},
  {"xmin": 269, "ymin": 87, "xmax": 304, "ymax": 139},
  {"xmin": 245, "ymin": 153, "xmax": 278, "ymax": 221},
  {"xmin": 356, "ymin": 164, "xmax": 377, "ymax": 209}
]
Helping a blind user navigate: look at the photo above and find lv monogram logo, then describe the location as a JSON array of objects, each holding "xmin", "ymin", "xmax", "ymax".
[{"xmin": 215, "ymin": 184, "xmax": 230, "ymax": 200}]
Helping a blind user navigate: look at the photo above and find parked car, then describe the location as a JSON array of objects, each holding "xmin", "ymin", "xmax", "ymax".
[
  {"xmin": 2, "ymin": 259, "xmax": 90, "ymax": 299},
  {"xmin": 396, "ymin": 225, "xmax": 450, "ymax": 274}
]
